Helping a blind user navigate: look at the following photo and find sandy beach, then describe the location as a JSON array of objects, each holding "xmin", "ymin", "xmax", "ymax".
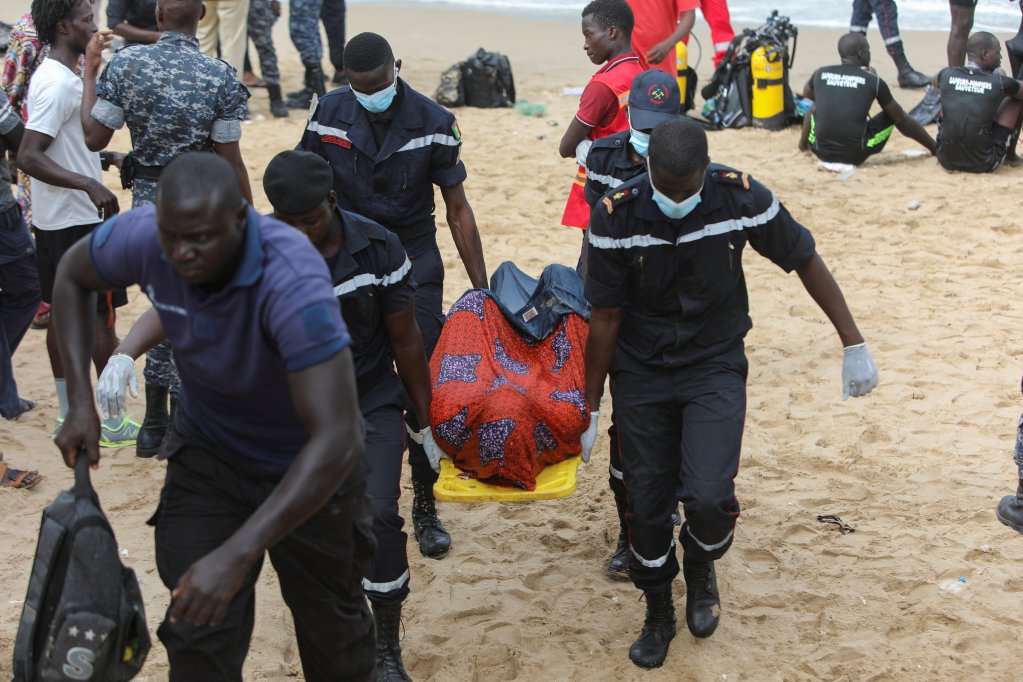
[{"xmin": 3, "ymin": 2, "xmax": 1023, "ymax": 680}]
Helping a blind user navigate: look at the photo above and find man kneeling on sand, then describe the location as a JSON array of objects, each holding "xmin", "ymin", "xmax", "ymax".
[
  {"xmin": 935, "ymin": 31, "xmax": 1023, "ymax": 173},
  {"xmin": 799, "ymin": 33, "xmax": 935, "ymax": 165}
]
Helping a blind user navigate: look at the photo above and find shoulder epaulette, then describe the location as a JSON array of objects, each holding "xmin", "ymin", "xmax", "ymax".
[
  {"xmin": 601, "ymin": 185, "xmax": 641, "ymax": 215},
  {"xmin": 711, "ymin": 169, "xmax": 751, "ymax": 190}
]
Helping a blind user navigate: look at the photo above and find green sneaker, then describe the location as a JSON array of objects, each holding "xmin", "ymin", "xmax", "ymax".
[
  {"xmin": 50, "ymin": 417, "xmax": 64, "ymax": 439},
  {"xmin": 100, "ymin": 416, "xmax": 141, "ymax": 448}
]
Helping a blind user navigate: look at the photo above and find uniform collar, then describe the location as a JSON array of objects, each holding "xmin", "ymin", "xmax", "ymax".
[
  {"xmin": 225, "ymin": 207, "xmax": 264, "ymax": 289},
  {"xmin": 598, "ymin": 52, "xmax": 640, "ymax": 75},
  {"xmin": 331, "ymin": 209, "xmax": 370, "ymax": 282},
  {"xmin": 157, "ymin": 32, "xmax": 200, "ymax": 50}
]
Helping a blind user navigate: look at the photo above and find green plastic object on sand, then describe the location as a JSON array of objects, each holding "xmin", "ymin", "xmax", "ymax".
[{"xmin": 515, "ymin": 100, "xmax": 547, "ymax": 117}]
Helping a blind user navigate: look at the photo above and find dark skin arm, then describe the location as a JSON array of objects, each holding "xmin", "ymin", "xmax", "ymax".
[
  {"xmin": 645, "ymin": 10, "xmax": 696, "ymax": 65},
  {"xmin": 559, "ymin": 118, "xmax": 593, "ymax": 158},
  {"xmin": 794, "ymin": 252, "xmax": 865, "ymax": 348},
  {"xmin": 112, "ymin": 305, "xmax": 167, "ymax": 359},
  {"xmin": 109, "ymin": 21, "xmax": 160, "ymax": 44},
  {"xmin": 214, "ymin": 141, "xmax": 254, "ymax": 205},
  {"xmin": 439, "ymin": 183, "xmax": 487, "ymax": 289},
  {"xmin": 584, "ymin": 305, "xmax": 622, "ymax": 412},
  {"xmin": 798, "ymin": 104, "xmax": 814, "ymax": 152},
  {"xmin": 19, "ymin": 130, "xmax": 119, "ymax": 218},
  {"xmin": 384, "ymin": 301, "xmax": 431, "ymax": 426},
  {"xmin": 81, "ymin": 32, "xmax": 116, "ymax": 152},
  {"xmin": 169, "ymin": 347, "xmax": 364, "ymax": 627},
  {"xmin": 881, "ymin": 98, "xmax": 936, "ymax": 153}
]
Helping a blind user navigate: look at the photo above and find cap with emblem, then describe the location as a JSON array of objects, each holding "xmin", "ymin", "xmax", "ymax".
[
  {"xmin": 263, "ymin": 150, "xmax": 334, "ymax": 215},
  {"xmin": 627, "ymin": 70, "xmax": 682, "ymax": 131}
]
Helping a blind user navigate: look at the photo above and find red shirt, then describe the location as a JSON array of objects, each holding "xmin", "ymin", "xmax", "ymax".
[
  {"xmin": 628, "ymin": 0, "xmax": 700, "ymax": 74},
  {"xmin": 575, "ymin": 52, "xmax": 643, "ymax": 135}
]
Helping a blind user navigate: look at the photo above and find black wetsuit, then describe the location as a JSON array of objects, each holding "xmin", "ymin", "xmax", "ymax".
[{"xmin": 807, "ymin": 64, "xmax": 895, "ymax": 165}]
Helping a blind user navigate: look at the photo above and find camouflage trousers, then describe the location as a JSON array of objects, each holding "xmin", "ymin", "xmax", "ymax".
[
  {"xmin": 1014, "ymin": 412, "xmax": 1023, "ymax": 479},
  {"xmin": 144, "ymin": 340, "xmax": 180, "ymax": 396},
  {"xmin": 247, "ymin": 0, "xmax": 280, "ymax": 85},
  {"xmin": 289, "ymin": 0, "xmax": 323, "ymax": 66}
]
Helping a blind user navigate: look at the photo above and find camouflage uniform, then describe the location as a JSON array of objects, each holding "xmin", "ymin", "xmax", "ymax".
[
  {"xmin": 289, "ymin": 0, "xmax": 324, "ymax": 67},
  {"xmin": 91, "ymin": 31, "xmax": 249, "ymax": 395},
  {"xmin": 247, "ymin": 0, "xmax": 280, "ymax": 86}
]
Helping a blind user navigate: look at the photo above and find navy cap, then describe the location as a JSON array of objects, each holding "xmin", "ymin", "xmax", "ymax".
[
  {"xmin": 627, "ymin": 70, "xmax": 682, "ymax": 131},
  {"xmin": 263, "ymin": 150, "xmax": 333, "ymax": 215}
]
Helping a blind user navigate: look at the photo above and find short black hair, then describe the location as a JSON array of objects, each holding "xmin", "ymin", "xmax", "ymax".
[
  {"xmin": 582, "ymin": 0, "xmax": 634, "ymax": 38},
  {"xmin": 837, "ymin": 32, "xmax": 868, "ymax": 60},
  {"xmin": 648, "ymin": 118, "xmax": 710, "ymax": 177},
  {"xmin": 966, "ymin": 31, "xmax": 999, "ymax": 58},
  {"xmin": 344, "ymin": 32, "xmax": 395, "ymax": 74},
  {"xmin": 157, "ymin": 152, "xmax": 241, "ymax": 211},
  {"xmin": 32, "ymin": 0, "xmax": 85, "ymax": 45}
]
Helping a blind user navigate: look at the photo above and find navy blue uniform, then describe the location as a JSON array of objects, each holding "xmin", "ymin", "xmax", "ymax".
[
  {"xmin": 330, "ymin": 209, "xmax": 416, "ymax": 605},
  {"xmin": 586, "ymin": 165, "xmax": 816, "ymax": 590},
  {"xmin": 298, "ymin": 80, "xmax": 466, "ymax": 485},
  {"xmin": 584, "ymin": 130, "xmax": 642, "ymax": 209}
]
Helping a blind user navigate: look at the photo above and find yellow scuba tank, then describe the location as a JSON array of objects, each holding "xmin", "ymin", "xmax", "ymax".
[
  {"xmin": 675, "ymin": 41, "xmax": 688, "ymax": 108},
  {"xmin": 751, "ymin": 45, "xmax": 786, "ymax": 130}
]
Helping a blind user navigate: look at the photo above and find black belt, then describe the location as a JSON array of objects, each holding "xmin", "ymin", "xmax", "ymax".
[{"xmin": 134, "ymin": 163, "xmax": 164, "ymax": 181}]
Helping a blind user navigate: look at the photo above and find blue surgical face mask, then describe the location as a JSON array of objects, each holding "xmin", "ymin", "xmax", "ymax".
[
  {"xmin": 353, "ymin": 63, "xmax": 398, "ymax": 113},
  {"xmin": 648, "ymin": 162, "xmax": 702, "ymax": 220},
  {"xmin": 629, "ymin": 126, "xmax": 651, "ymax": 157}
]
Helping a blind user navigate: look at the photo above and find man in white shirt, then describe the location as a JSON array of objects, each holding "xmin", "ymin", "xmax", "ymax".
[{"xmin": 20, "ymin": 0, "xmax": 138, "ymax": 446}]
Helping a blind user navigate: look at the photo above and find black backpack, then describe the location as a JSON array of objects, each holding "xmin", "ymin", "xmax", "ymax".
[
  {"xmin": 12, "ymin": 454, "xmax": 151, "ymax": 681},
  {"xmin": 435, "ymin": 48, "xmax": 515, "ymax": 108}
]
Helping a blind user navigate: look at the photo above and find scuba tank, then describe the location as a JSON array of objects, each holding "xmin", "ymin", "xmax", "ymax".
[
  {"xmin": 676, "ymin": 41, "xmax": 688, "ymax": 107},
  {"xmin": 751, "ymin": 45, "xmax": 786, "ymax": 130}
]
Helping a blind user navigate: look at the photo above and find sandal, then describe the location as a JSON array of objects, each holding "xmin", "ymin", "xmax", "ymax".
[{"xmin": 0, "ymin": 455, "xmax": 43, "ymax": 490}]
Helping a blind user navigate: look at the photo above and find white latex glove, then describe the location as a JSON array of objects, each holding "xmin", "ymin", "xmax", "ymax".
[
  {"xmin": 96, "ymin": 353, "xmax": 137, "ymax": 420},
  {"xmin": 580, "ymin": 411, "xmax": 600, "ymax": 463},
  {"xmin": 842, "ymin": 343, "xmax": 878, "ymax": 400},
  {"xmin": 575, "ymin": 138, "xmax": 593, "ymax": 167},
  {"xmin": 406, "ymin": 423, "xmax": 448, "ymax": 473}
]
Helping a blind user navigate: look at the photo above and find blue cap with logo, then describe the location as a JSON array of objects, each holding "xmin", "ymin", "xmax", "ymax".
[{"xmin": 627, "ymin": 69, "xmax": 682, "ymax": 131}]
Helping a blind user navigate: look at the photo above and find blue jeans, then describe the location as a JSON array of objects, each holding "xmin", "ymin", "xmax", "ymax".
[{"xmin": 0, "ymin": 203, "xmax": 41, "ymax": 418}]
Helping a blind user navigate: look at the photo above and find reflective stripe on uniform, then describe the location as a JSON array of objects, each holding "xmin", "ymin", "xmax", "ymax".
[
  {"xmin": 686, "ymin": 526, "xmax": 733, "ymax": 552},
  {"xmin": 397, "ymin": 133, "xmax": 460, "ymax": 151},
  {"xmin": 362, "ymin": 569, "xmax": 410, "ymax": 594},
  {"xmin": 588, "ymin": 194, "xmax": 780, "ymax": 250},
  {"xmin": 586, "ymin": 169, "xmax": 624, "ymax": 190},
  {"xmin": 333, "ymin": 257, "xmax": 412, "ymax": 297},
  {"xmin": 714, "ymin": 41, "xmax": 732, "ymax": 52},
  {"xmin": 630, "ymin": 539, "xmax": 675, "ymax": 567},
  {"xmin": 609, "ymin": 462, "xmax": 624, "ymax": 481},
  {"xmin": 884, "ymin": 35, "xmax": 902, "ymax": 45},
  {"xmin": 306, "ymin": 120, "xmax": 351, "ymax": 141}
]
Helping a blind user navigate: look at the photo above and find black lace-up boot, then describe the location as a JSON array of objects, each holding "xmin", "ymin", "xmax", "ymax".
[
  {"xmin": 411, "ymin": 479, "xmax": 451, "ymax": 558},
  {"xmin": 628, "ymin": 587, "xmax": 676, "ymax": 668}
]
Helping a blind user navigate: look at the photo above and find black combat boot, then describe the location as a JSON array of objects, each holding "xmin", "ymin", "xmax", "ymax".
[
  {"xmin": 996, "ymin": 478, "xmax": 1023, "ymax": 535},
  {"xmin": 894, "ymin": 52, "xmax": 931, "ymax": 88},
  {"xmin": 682, "ymin": 556, "xmax": 721, "ymax": 638},
  {"xmin": 136, "ymin": 384, "xmax": 168, "ymax": 458},
  {"xmin": 628, "ymin": 587, "xmax": 676, "ymax": 668},
  {"xmin": 373, "ymin": 602, "xmax": 412, "ymax": 681},
  {"xmin": 287, "ymin": 65, "xmax": 327, "ymax": 109},
  {"xmin": 332, "ymin": 69, "xmax": 348, "ymax": 86},
  {"xmin": 266, "ymin": 84, "xmax": 289, "ymax": 118},
  {"xmin": 411, "ymin": 479, "xmax": 451, "ymax": 558},
  {"xmin": 605, "ymin": 491, "xmax": 630, "ymax": 579}
]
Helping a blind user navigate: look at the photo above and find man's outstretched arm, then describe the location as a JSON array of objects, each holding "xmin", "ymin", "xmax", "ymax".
[
  {"xmin": 168, "ymin": 346, "xmax": 365, "ymax": 628},
  {"xmin": 440, "ymin": 183, "xmax": 488, "ymax": 289}
]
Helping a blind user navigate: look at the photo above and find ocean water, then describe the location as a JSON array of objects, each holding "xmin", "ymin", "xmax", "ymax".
[{"xmin": 351, "ymin": 0, "xmax": 1023, "ymax": 33}]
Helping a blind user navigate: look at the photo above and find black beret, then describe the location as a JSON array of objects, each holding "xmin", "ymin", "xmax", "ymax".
[{"xmin": 263, "ymin": 150, "xmax": 333, "ymax": 214}]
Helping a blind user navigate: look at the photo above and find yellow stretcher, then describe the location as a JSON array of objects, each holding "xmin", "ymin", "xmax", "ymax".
[{"xmin": 433, "ymin": 456, "xmax": 582, "ymax": 503}]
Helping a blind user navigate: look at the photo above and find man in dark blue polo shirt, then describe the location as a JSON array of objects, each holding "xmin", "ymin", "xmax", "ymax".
[
  {"xmin": 580, "ymin": 118, "xmax": 878, "ymax": 669},
  {"xmin": 298, "ymin": 31, "xmax": 488, "ymax": 560},
  {"xmin": 52, "ymin": 153, "xmax": 375, "ymax": 681},
  {"xmin": 264, "ymin": 149, "xmax": 441, "ymax": 681}
]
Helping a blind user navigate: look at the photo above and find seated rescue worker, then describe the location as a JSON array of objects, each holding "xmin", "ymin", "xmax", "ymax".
[
  {"xmin": 935, "ymin": 31, "xmax": 1023, "ymax": 173},
  {"xmin": 582, "ymin": 67, "xmax": 679, "ymax": 579},
  {"xmin": 581, "ymin": 118, "xmax": 878, "ymax": 669},
  {"xmin": 799, "ymin": 33, "xmax": 935, "ymax": 165},
  {"xmin": 263, "ymin": 149, "xmax": 443, "ymax": 682}
]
